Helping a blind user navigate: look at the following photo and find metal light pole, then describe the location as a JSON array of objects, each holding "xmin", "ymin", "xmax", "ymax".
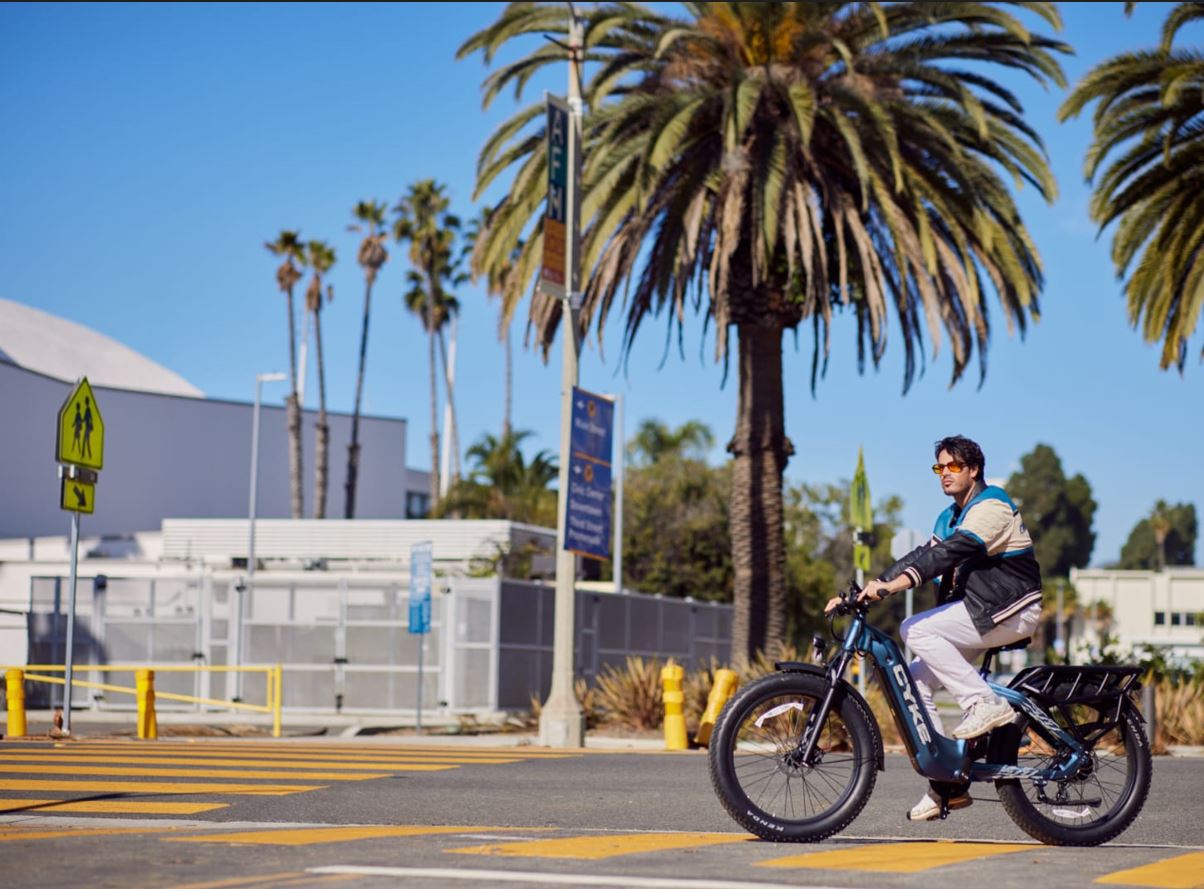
[
  {"xmin": 613, "ymin": 393, "xmax": 624, "ymax": 595},
  {"xmin": 540, "ymin": 8, "xmax": 586, "ymax": 748},
  {"xmin": 238, "ymin": 371, "xmax": 286, "ymax": 701}
]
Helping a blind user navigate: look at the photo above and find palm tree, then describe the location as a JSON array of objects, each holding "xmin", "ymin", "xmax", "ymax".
[
  {"xmin": 466, "ymin": 207, "xmax": 521, "ymax": 438},
  {"xmin": 393, "ymin": 179, "xmax": 464, "ymax": 505},
  {"xmin": 1150, "ymin": 500, "xmax": 1173, "ymax": 572},
  {"xmin": 629, "ymin": 419, "xmax": 715, "ymax": 466},
  {"xmin": 265, "ymin": 229, "xmax": 306, "ymax": 519},
  {"xmin": 345, "ymin": 200, "xmax": 390, "ymax": 519},
  {"xmin": 1060, "ymin": 2, "xmax": 1204, "ymax": 371},
  {"xmin": 461, "ymin": 2, "xmax": 1067, "ymax": 662},
  {"xmin": 305, "ymin": 240, "xmax": 336, "ymax": 518},
  {"xmin": 434, "ymin": 429, "xmax": 559, "ymax": 527}
]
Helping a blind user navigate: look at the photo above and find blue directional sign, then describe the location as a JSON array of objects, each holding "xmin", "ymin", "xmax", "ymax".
[
  {"xmin": 565, "ymin": 454, "xmax": 612, "ymax": 559},
  {"xmin": 409, "ymin": 541, "xmax": 433, "ymax": 635},
  {"xmin": 570, "ymin": 387, "xmax": 614, "ymax": 462},
  {"xmin": 565, "ymin": 387, "xmax": 614, "ymax": 560}
]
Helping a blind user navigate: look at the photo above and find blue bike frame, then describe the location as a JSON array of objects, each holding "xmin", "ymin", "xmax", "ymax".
[{"xmin": 837, "ymin": 611, "xmax": 1089, "ymax": 785}]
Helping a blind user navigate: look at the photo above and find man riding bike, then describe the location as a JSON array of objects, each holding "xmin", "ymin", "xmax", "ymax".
[{"xmin": 826, "ymin": 435, "xmax": 1043, "ymax": 822}]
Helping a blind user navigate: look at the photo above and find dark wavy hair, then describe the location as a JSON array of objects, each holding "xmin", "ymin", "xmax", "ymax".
[{"xmin": 934, "ymin": 435, "xmax": 985, "ymax": 477}]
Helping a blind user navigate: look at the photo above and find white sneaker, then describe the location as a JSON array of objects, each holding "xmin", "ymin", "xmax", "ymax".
[
  {"xmin": 952, "ymin": 696, "xmax": 1015, "ymax": 739},
  {"xmin": 907, "ymin": 788, "xmax": 973, "ymax": 821}
]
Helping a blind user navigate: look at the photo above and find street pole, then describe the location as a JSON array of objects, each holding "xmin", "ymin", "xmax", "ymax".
[
  {"xmin": 61, "ymin": 511, "xmax": 80, "ymax": 736},
  {"xmin": 241, "ymin": 372, "xmax": 285, "ymax": 702},
  {"xmin": 540, "ymin": 9, "xmax": 585, "ymax": 748},
  {"xmin": 1055, "ymin": 578, "xmax": 1065, "ymax": 663},
  {"xmin": 613, "ymin": 393, "xmax": 624, "ymax": 595}
]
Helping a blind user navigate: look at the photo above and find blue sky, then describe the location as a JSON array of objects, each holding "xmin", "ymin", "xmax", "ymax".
[{"xmin": 2, "ymin": 2, "xmax": 1201, "ymax": 567}]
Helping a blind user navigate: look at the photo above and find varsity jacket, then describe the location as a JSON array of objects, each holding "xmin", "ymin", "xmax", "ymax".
[{"xmin": 882, "ymin": 484, "xmax": 1043, "ymax": 634}]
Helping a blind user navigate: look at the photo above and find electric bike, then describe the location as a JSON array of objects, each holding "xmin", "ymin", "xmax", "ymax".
[{"xmin": 708, "ymin": 583, "xmax": 1152, "ymax": 846}]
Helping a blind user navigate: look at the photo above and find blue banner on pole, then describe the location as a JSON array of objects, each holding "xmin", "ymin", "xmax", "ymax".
[
  {"xmin": 565, "ymin": 387, "xmax": 613, "ymax": 560},
  {"xmin": 570, "ymin": 387, "xmax": 613, "ymax": 462},
  {"xmin": 409, "ymin": 541, "xmax": 432, "ymax": 635}
]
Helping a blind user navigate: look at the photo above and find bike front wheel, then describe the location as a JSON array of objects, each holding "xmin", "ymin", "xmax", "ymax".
[
  {"xmin": 708, "ymin": 671, "xmax": 879, "ymax": 842},
  {"xmin": 991, "ymin": 704, "xmax": 1151, "ymax": 846}
]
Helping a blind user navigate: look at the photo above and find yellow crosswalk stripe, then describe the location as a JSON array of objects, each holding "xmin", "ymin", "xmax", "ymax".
[
  {"xmin": 0, "ymin": 798, "xmax": 226, "ymax": 815},
  {"xmin": 757, "ymin": 840, "xmax": 1033, "ymax": 872},
  {"xmin": 0, "ymin": 779, "xmax": 320, "ymax": 795},
  {"xmin": 447, "ymin": 832, "xmax": 752, "ymax": 860},
  {"xmin": 1095, "ymin": 851, "xmax": 1204, "ymax": 889},
  {"xmin": 167, "ymin": 825, "xmax": 524, "ymax": 846},
  {"xmin": 2, "ymin": 751, "xmax": 509, "ymax": 766},
  {"xmin": 56, "ymin": 742, "xmax": 574, "ymax": 758},
  {"xmin": 0, "ymin": 826, "xmax": 174, "ymax": 841},
  {"xmin": 0, "ymin": 763, "xmax": 393, "ymax": 780}
]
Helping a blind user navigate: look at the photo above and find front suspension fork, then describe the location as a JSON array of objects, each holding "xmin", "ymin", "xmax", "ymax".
[{"xmin": 794, "ymin": 650, "xmax": 853, "ymax": 766}]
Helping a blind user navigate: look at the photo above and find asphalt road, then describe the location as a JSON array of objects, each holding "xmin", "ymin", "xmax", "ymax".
[{"xmin": 0, "ymin": 739, "xmax": 1199, "ymax": 889}]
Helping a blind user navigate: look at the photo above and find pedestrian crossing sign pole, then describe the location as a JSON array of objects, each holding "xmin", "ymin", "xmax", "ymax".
[{"xmin": 53, "ymin": 376, "xmax": 106, "ymax": 738}]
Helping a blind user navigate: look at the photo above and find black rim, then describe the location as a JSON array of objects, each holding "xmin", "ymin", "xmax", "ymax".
[{"xmin": 728, "ymin": 690, "xmax": 860, "ymax": 824}]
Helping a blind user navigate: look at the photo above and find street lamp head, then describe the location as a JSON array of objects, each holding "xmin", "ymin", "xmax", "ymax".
[{"xmin": 257, "ymin": 372, "xmax": 287, "ymax": 383}]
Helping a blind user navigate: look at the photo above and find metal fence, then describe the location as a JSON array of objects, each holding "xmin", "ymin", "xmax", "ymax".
[{"xmin": 24, "ymin": 573, "xmax": 732, "ymax": 716}]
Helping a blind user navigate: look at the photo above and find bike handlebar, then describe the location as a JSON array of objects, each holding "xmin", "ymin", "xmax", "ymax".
[{"xmin": 827, "ymin": 580, "xmax": 870, "ymax": 619}]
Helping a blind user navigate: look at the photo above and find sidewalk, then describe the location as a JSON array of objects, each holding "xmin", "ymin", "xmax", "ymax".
[{"xmin": 6, "ymin": 709, "xmax": 670, "ymax": 749}]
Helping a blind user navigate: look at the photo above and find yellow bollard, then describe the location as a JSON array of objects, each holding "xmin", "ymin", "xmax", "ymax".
[
  {"xmin": 661, "ymin": 663, "xmax": 688, "ymax": 750},
  {"xmin": 272, "ymin": 664, "xmax": 283, "ymax": 738},
  {"xmin": 693, "ymin": 668, "xmax": 738, "ymax": 748},
  {"xmin": 5, "ymin": 669, "xmax": 27, "ymax": 738},
  {"xmin": 136, "ymin": 669, "xmax": 157, "ymax": 740}
]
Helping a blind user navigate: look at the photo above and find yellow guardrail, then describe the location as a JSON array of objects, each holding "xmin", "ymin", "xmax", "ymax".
[{"xmin": 2, "ymin": 664, "xmax": 283, "ymax": 739}]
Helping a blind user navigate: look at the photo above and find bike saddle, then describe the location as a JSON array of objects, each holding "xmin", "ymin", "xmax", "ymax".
[{"xmin": 992, "ymin": 636, "xmax": 1032, "ymax": 653}]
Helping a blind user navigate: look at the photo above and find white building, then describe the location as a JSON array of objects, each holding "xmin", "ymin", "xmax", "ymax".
[{"xmin": 1069, "ymin": 567, "xmax": 1204, "ymax": 663}]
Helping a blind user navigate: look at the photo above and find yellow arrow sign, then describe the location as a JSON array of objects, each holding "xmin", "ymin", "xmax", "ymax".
[
  {"xmin": 60, "ymin": 478, "xmax": 95, "ymax": 514},
  {"xmin": 56, "ymin": 378, "xmax": 105, "ymax": 470}
]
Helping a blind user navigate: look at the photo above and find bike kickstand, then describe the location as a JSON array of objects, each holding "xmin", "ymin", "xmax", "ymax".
[{"xmin": 939, "ymin": 799, "xmax": 951, "ymax": 820}]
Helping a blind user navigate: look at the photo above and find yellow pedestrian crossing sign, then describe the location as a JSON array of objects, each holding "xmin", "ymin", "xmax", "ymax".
[
  {"xmin": 56, "ymin": 377, "xmax": 104, "ymax": 470},
  {"xmin": 61, "ymin": 477, "xmax": 95, "ymax": 514}
]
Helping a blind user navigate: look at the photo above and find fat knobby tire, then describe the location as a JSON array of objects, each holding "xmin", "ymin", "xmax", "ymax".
[
  {"xmin": 707, "ymin": 671, "xmax": 880, "ymax": 842},
  {"xmin": 993, "ymin": 706, "xmax": 1152, "ymax": 846}
]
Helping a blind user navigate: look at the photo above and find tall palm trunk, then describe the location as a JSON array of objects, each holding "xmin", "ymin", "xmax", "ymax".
[
  {"xmin": 727, "ymin": 322, "xmax": 792, "ymax": 666},
  {"xmin": 284, "ymin": 286, "xmax": 303, "ymax": 519},
  {"xmin": 312, "ymin": 306, "xmax": 329, "ymax": 519},
  {"xmin": 503, "ymin": 326, "xmax": 512, "ymax": 439},
  {"xmin": 427, "ymin": 327, "xmax": 441, "ymax": 505},
  {"xmin": 345, "ymin": 280, "xmax": 372, "ymax": 518}
]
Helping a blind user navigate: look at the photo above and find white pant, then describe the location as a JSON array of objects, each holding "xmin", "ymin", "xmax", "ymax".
[{"xmin": 900, "ymin": 599, "xmax": 1042, "ymax": 736}]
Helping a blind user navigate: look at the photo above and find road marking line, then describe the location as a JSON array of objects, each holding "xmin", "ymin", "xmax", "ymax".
[
  {"xmin": 0, "ymin": 798, "xmax": 226, "ymax": 815},
  {"xmin": 0, "ymin": 779, "xmax": 322, "ymax": 795},
  {"xmin": 167, "ymin": 872, "xmax": 307, "ymax": 889},
  {"xmin": 310, "ymin": 866, "xmax": 844, "ymax": 889},
  {"xmin": 757, "ymin": 840, "xmax": 1032, "ymax": 872},
  {"xmin": 171, "ymin": 875, "xmax": 360, "ymax": 889},
  {"xmin": 167, "ymin": 825, "xmax": 523, "ymax": 846},
  {"xmin": 0, "ymin": 826, "xmax": 175, "ymax": 841},
  {"xmin": 0, "ymin": 763, "xmax": 393, "ymax": 780},
  {"xmin": 0, "ymin": 751, "xmax": 506, "ymax": 766},
  {"xmin": 1095, "ymin": 851, "xmax": 1204, "ymax": 888},
  {"xmin": 448, "ymin": 832, "xmax": 752, "ymax": 859}
]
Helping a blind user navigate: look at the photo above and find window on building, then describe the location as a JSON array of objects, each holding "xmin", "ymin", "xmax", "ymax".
[
  {"xmin": 1171, "ymin": 612, "xmax": 1182, "ymax": 626},
  {"xmin": 1154, "ymin": 611, "xmax": 1166, "ymax": 626},
  {"xmin": 1186, "ymin": 613, "xmax": 1197, "ymax": 627},
  {"xmin": 406, "ymin": 492, "xmax": 430, "ymax": 519}
]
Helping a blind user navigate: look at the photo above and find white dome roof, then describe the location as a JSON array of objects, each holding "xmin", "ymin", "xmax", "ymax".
[{"xmin": 0, "ymin": 299, "xmax": 203, "ymax": 398}]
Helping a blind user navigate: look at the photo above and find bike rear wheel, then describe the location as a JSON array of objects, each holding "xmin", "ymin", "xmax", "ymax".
[
  {"xmin": 991, "ymin": 704, "xmax": 1151, "ymax": 846},
  {"xmin": 708, "ymin": 672, "xmax": 878, "ymax": 842}
]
